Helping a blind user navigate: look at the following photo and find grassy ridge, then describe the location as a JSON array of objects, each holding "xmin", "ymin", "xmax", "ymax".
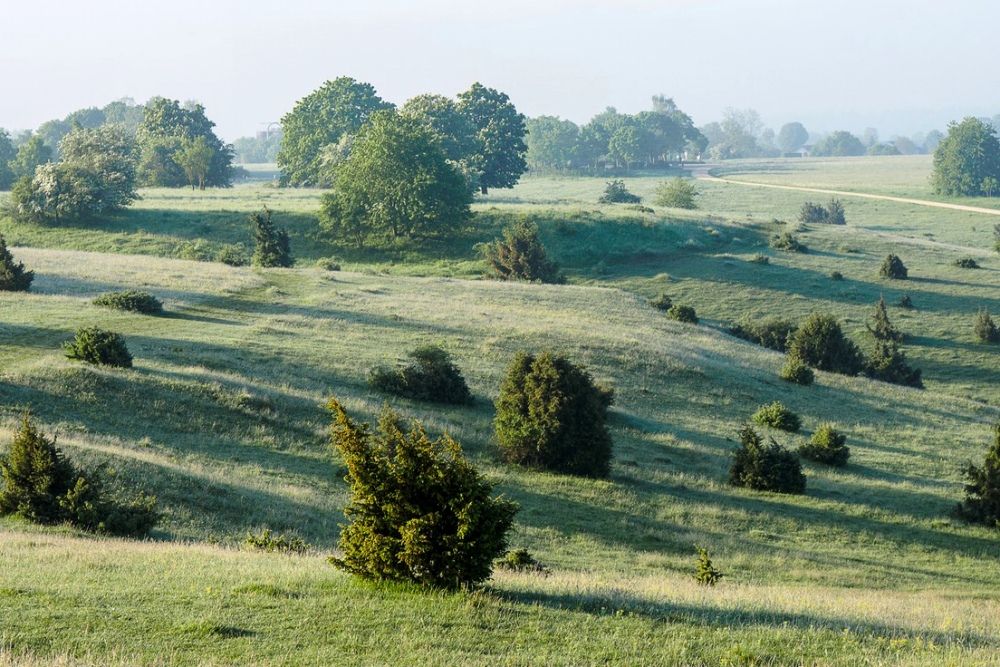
[{"xmin": 2, "ymin": 160, "xmax": 1000, "ymax": 664}]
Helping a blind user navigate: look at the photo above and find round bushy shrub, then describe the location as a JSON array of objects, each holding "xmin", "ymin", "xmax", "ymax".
[
  {"xmin": 728, "ymin": 425, "xmax": 806, "ymax": 494},
  {"xmin": 787, "ymin": 312, "xmax": 864, "ymax": 376},
  {"xmin": 598, "ymin": 179, "xmax": 641, "ymax": 204},
  {"xmin": 63, "ymin": 327, "xmax": 133, "ymax": 368},
  {"xmin": 0, "ymin": 232, "xmax": 34, "ymax": 292},
  {"xmin": 368, "ymin": 345, "xmax": 474, "ymax": 405},
  {"xmin": 798, "ymin": 423, "xmax": 850, "ymax": 466},
  {"xmin": 653, "ymin": 177, "xmax": 697, "ymax": 209},
  {"xmin": 495, "ymin": 351, "xmax": 614, "ymax": 478},
  {"xmin": 92, "ymin": 290, "xmax": 163, "ymax": 314},
  {"xmin": 751, "ymin": 401, "xmax": 801, "ymax": 432},
  {"xmin": 879, "ymin": 254, "xmax": 908, "ymax": 279},
  {"xmin": 770, "ymin": 233, "xmax": 807, "ymax": 253},
  {"xmin": 779, "ymin": 357, "xmax": 815, "ymax": 386},
  {"xmin": 728, "ymin": 317, "xmax": 797, "ymax": 352},
  {"xmin": 328, "ymin": 399, "xmax": 517, "ymax": 589},
  {"xmin": 216, "ymin": 243, "xmax": 249, "ymax": 267},
  {"xmin": 667, "ymin": 304, "xmax": 699, "ymax": 324},
  {"xmin": 953, "ymin": 257, "xmax": 980, "ymax": 269}
]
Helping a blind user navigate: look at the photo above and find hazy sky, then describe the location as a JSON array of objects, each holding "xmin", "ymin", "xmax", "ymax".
[{"xmin": 3, "ymin": 0, "xmax": 998, "ymax": 142}]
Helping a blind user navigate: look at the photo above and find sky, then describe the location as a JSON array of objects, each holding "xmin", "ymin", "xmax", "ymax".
[{"xmin": 2, "ymin": 0, "xmax": 999, "ymax": 143}]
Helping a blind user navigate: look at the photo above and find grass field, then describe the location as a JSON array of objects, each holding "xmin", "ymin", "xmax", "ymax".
[{"xmin": 2, "ymin": 158, "xmax": 1000, "ymax": 665}]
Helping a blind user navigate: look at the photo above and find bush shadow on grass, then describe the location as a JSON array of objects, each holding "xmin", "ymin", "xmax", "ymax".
[{"xmin": 490, "ymin": 585, "xmax": 997, "ymax": 649}]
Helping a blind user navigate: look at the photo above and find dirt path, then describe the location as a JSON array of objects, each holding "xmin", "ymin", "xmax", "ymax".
[
  {"xmin": 688, "ymin": 164, "xmax": 1000, "ymax": 217},
  {"xmin": 687, "ymin": 164, "xmax": 998, "ymax": 255}
]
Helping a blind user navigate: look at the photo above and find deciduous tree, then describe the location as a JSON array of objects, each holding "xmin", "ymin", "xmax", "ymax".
[
  {"xmin": 456, "ymin": 83, "xmax": 528, "ymax": 194},
  {"xmin": 932, "ymin": 117, "xmax": 1000, "ymax": 196}
]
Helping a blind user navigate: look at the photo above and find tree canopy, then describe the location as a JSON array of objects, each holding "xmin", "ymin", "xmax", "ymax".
[
  {"xmin": 932, "ymin": 117, "xmax": 1000, "ymax": 196},
  {"xmin": 320, "ymin": 110, "xmax": 472, "ymax": 247},
  {"xmin": 135, "ymin": 98, "xmax": 233, "ymax": 188},
  {"xmin": 456, "ymin": 83, "xmax": 528, "ymax": 193},
  {"xmin": 812, "ymin": 131, "xmax": 866, "ymax": 157},
  {"xmin": 277, "ymin": 77, "xmax": 395, "ymax": 187},
  {"xmin": 777, "ymin": 122, "xmax": 809, "ymax": 153}
]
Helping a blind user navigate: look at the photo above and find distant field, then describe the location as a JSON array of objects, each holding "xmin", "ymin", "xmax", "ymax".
[{"xmin": 3, "ymin": 162, "xmax": 1000, "ymax": 664}]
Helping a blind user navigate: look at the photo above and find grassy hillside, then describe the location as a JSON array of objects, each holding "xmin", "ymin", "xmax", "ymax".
[{"xmin": 2, "ymin": 160, "xmax": 1000, "ymax": 664}]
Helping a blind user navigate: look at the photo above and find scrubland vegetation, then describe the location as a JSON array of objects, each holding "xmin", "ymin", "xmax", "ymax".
[{"xmin": 2, "ymin": 150, "xmax": 1000, "ymax": 665}]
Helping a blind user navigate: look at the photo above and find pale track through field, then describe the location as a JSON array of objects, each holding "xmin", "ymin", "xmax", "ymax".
[{"xmin": 689, "ymin": 163, "xmax": 1000, "ymax": 255}]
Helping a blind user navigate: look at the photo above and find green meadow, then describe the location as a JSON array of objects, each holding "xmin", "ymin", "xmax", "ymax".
[{"xmin": 2, "ymin": 157, "xmax": 1000, "ymax": 665}]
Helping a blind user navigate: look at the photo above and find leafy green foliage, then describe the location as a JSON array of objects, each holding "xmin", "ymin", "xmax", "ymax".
[
  {"xmin": 9, "ymin": 126, "xmax": 138, "ymax": 224},
  {"xmin": 956, "ymin": 423, "xmax": 1000, "ymax": 527},
  {"xmin": 92, "ymin": 290, "xmax": 163, "ymax": 314},
  {"xmin": 135, "ymin": 97, "xmax": 233, "ymax": 189},
  {"xmin": 727, "ymin": 317, "xmax": 797, "ymax": 352},
  {"xmin": 0, "ymin": 128, "xmax": 16, "ymax": 190},
  {"xmin": 932, "ymin": 117, "xmax": 1000, "ymax": 196},
  {"xmin": 479, "ymin": 218, "xmax": 564, "ymax": 283},
  {"xmin": 728, "ymin": 425, "xmax": 806, "ymax": 495},
  {"xmin": 244, "ymin": 528, "xmax": 310, "ymax": 555},
  {"xmin": 975, "ymin": 307, "xmax": 1000, "ymax": 343},
  {"xmin": 278, "ymin": 78, "xmax": 396, "ymax": 187},
  {"xmin": 7, "ymin": 135, "xmax": 52, "ymax": 181},
  {"xmin": 770, "ymin": 232, "xmax": 807, "ymax": 252},
  {"xmin": 667, "ymin": 304, "xmax": 699, "ymax": 324},
  {"xmin": 0, "ymin": 415, "xmax": 157, "ymax": 536},
  {"xmin": 456, "ymin": 83, "xmax": 528, "ymax": 194},
  {"xmin": 251, "ymin": 207, "xmax": 293, "ymax": 268},
  {"xmin": 811, "ymin": 131, "xmax": 865, "ymax": 157},
  {"xmin": 328, "ymin": 399, "xmax": 517, "ymax": 589},
  {"xmin": 751, "ymin": 401, "xmax": 801, "ymax": 432},
  {"xmin": 320, "ymin": 110, "xmax": 472, "ymax": 248},
  {"xmin": 368, "ymin": 346, "xmax": 474, "ymax": 405},
  {"xmin": 787, "ymin": 312, "xmax": 864, "ymax": 376},
  {"xmin": 598, "ymin": 179, "xmax": 641, "ymax": 204},
  {"xmin": 779, "ymin": 357, "xmax": 814, "ymax": 386},
  {"xmin": 495, "ymin": 351, "xmax": 614, "ymax": 478},
  {"xmin": 653, "ymin": 177, "xmax": 697, "ymax": 209},
  {"xmin": 63, "ymin": 327, "xmax": 133, "ymax": 368},
  {"xmin": 798, "ymin": 423, "xmax": 850, "ymax": 467},
  {"xmin": 0, "ymin": 232, "xmax": 34, "ymax": 291},
  {"xmin": 693, "ymin": 545, "xmax": 723, "ymax": 586},
  {"xmin": 215, "ymin": 243, "xmax": 249, "ymax": 267}
]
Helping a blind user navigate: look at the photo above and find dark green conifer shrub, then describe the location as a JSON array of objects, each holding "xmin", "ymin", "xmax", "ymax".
[
  {"xmin": 479, "ymin": 218, "xmax": 565, "ymax": 284},
  {"xmin": 92, "ymin": 290, "xmax": 163, "ymax": 314},
  {"xmin": 751, "ymin": 401, "xmax": 801, "ymax": 432},
  {"xmin": 63, "ymin": 327, "xmax": 133, "ymax": 368},
  {"xmin": 0, "ymin": 232, "xmax": 34, "ymax": 292},
  {"xmin": 825, "ymin": 199, "xmax": 846, "ymax": 225},
  {"xmin": 0, "ymin": 415, "xmax": 157, "ymax": 536},
  {"xmin": 495, "ymin": 548, "xmax": 549, "ymax": 575},
  {"xmin": 598, "ymin": 179, "xmax": 641, "ymax": 204},
  {"xmin": 955, "ymin": 423, "xmax": 1000, "ymax": 527},
  {"xmin": 649, "ymin": 294, "xmax": 673, "ymax": 311},
  {"xmin": 667, "ymin": 304, "xmax": 699, "ymax": 324},
  {"xmin": 879, "ymin": 254, "xmax": 908, "ymax": 279},
  {"xmin": 974, "ymin": 307, "xmax": 1000, "ymax": 343},
  {"xmin": 0, "ymin": 415, "xmax": 77, "ymax": 524},
  {"xmin": 867, "ymin": 295, "xmax": 903, "ymax": 343},
  {"xmin": 495, "ymin": 351, "xmax": 614, "ymax": 478},
  {"xmin": 693, "ymin": 545, "xmax": 723, "ymax": 586},
  {"xmin": 244, "ymin": 528, "xmax": 310, "ymax": 554},
  {"xmin": 328, "ymin": 399, "xmax": 517, "ymax": 589},
  {"xmin": 779, "ymin": 357, "xmax": 815, "ymax": 386},
  {"xmin": 786, "ymin": 312, "xmax": 864, "ymax": 376},
  {"xmin": 770, "ymin": 232, "xmax": 807, "ymax": 252},
  {"xmin": 798, "ymin": 202, "xmax": 828, "ymax": 223},
  {"xmin": 368, "ymin": 345, "xmax": 474, "ymax": 405},
  {"xmin": 863, "ymin": 297, "xmax": 922, "ymax": 388},
  {"xmin": 830, "ymin": 271, "xmax": 844, "ymax": 280},
  {"xmin": 728, "ymin": 425, "xmax": 806, "ymax": 495},
  {"xmin": 898, "ymin": 293, "xmax": 914, "ymax": 309},
  {"xmin": 728, "ymin": 317, "xmax": 797, "ymax": 352},
  {"xmin": 953, "ymin": 257, "xmax": 980, "ymax": 269},
  {"xmin": 798, "ymin": 423, "xmax": 850, "ymax": 466},
  {"xmin": 251, "ymin": 207, "xmax": 293, "ymax": 268}
]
